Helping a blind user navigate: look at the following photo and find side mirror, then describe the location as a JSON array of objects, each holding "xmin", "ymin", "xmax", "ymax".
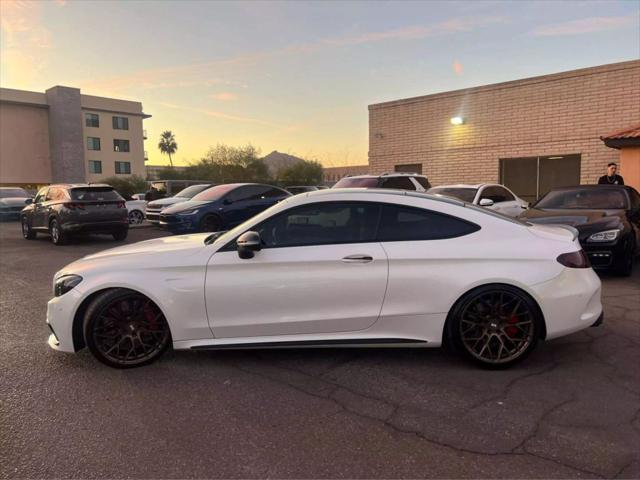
[
  {"xmin": 479, "ymin": 198, "xmax": 494, "ymax": 207},
  {"xmin": 237, "ymin": 231, "xmax": 262, "ymax": 259},
  {"xmin": 24, "ymin": 198, "xmax": 33, "ymax": 205}
]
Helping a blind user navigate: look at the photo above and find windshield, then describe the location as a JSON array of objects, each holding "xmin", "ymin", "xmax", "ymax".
[
  {"xmin": 70, "ymin": 187, "xmax": 122, "ymax": 201},
  {"xmin": 192, "ymin": 184, "xmax": 238, "ymax": 202},
  {"xmin": 333, "ymin": 177, "xmax": 379, "ymax": 188},
  {"xmin": 535, "ymin": 188, "xmax": 629, "ymax": 210},
  {"xmin": 174, "ymin": 184, "xmax": 212, "ymax": 198},
  {"xmin": 429, "ymin": 187, "xmax": 477, "ymax": 203},
  {"xmin": 0, "ymin": 188, "xmax": 29, "ymax": 198}
]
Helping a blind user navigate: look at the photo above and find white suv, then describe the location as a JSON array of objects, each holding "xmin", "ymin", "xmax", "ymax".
[{"xmin": 332, "ymin": 173, "xmax": 431, "ymax": 191}]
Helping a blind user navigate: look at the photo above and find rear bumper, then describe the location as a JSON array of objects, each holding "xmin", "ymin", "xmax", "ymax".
[
  {"xmin": 530, "ymin": 267, "xmax": 602, "ymax": 340},
  {"xmin": 62, "ymin": 220, "xmax": 129, "ymax": 233}
]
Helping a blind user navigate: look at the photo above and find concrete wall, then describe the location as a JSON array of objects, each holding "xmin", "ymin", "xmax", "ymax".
[
  {"xmin": 0, "ymin": 103, "xmax": 52, "ymax": 185},
  {"xmin": 368, "ymin": 60, "xmax": 640, "ymax": 187}
]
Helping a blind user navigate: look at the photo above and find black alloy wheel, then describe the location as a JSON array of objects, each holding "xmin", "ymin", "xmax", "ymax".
[
  {"xmin": 84, "ymin": 289, "xmax": 171, "ymax": 368},
  {"xmin": 200, "ymin": 215, "xmax": 221, "ymax": 232},
  {"xmin": 449, "ymin": 285, "xmax": 540, "ymax": 368},
  {"xmin": 50, "ymin": 219, "xmax": 67, "ymax": 245},
  {"xmin": 22, "ymin": 216, "xmax": 36, "ymax": 239}
]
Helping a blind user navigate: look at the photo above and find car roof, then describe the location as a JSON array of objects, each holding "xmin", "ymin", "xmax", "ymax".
[
  {"xmin": 46, "ymin": 183, "xmax": 113, "ymax": 189},
  {"xmin": 430, "ymin": 184, "xmax": 485, "ymax": 189},
  {"xmin": 303, "ymin": 187, "xmax": 466, "ymax": 207},
  {"xmin": 343, "ymin": 173, "xmax": 427, "ymax": 179}
]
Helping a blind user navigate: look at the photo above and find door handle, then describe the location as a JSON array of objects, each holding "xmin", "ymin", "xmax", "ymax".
[{"xmin": 342, "ymin": 254, "xmax": 373, "ymax": 263}]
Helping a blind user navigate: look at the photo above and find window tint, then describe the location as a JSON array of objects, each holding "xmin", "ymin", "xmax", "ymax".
[
  {"xmin": 192, "ymin": 184, "xmax": 238, "ymax": 201},
  {"xmin": 333, "ymin": 177, "xmax": 379, "ymax": 188},
  {"xmin": 429, "ymin": 187, "xmax": 478, "ymax": 203},
  {"xmin": 377, "ymin": 205, "xmax": 479, "ymax": 242},
  {"xmin": 535, "ymin": 188, "xmax": 629, "ymax": 210},
  {"xmin": 85, "ymin": 113, "xmax": 99, "ymax": 127},
  {"xmin": 224, "ymin": 185, "xmax": 283, "ymax": 202},
  {"xmin": 34, "ymin": 188, "xmax": 48, "ymax": 204},
  {"xmin": 70, "ymin": 188, "xmax": 122, "ymax": 201},
  {"xmin": 175, "ymin": 184, "xmax": 213, "ymax": 198},
  {"xmin": 256, "ymin": 202, "xmax": 380, "ymax": 248},
  {"xmin": 380, "ymin": 177, "xmax": 416, "ymax": 191},
  {"xmin": 46, "ymin": 188, "xmax": 60, "ymax": 201},
  {"xmin": 481, "ymin": 186, "xmax": 514, "ymax": 203},
  {"xmin": 414, "ymin": 177, "xmax": 432, "ymax": 189}
]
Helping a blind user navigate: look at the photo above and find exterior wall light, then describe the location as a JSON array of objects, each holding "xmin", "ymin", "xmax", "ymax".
[{"xmin": 450, "ymin": 116, "xmax": 465, "ymax": 125}]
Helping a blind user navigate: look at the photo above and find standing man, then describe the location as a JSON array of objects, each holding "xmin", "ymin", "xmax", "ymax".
[{"xmin": 598, "ymin": 163, "xmax": 624, "ymax": 185}]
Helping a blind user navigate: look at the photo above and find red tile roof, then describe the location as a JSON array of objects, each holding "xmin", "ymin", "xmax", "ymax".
[{"xmin": 601, "ymin": 123, "xmax": 640, "ymax": 140}]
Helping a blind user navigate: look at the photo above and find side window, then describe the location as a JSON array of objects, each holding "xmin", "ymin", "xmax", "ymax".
[
  {"xmin": 35, "ymin": 188, "xmax": 48, "ymax": 204},
  {"xmin": 413, "ymin": 177, "xmax": 432, "ymax": 190},
  {"xmin": 256, "ymin": 202, "xmax": 380, "ymax": 248},
  {"xmin": 225, "ymin": 186, "xmax": 254, "ymax": 203},
  {"xmin": 481, "ymin": 186, "xmax": 511, "ymax": 203},
  {"xmin": 377, "ymin": 205, "xmax": 479, "ymax": 242},
  {"xmin": 45, "ymin": 188, "xmax": 58, "ymax": 201},
  {"xmin": 263, "ymin": 187, "xmax": 288, "ymax": 198},
  {"xmin": 380, "ymin": 177, "xmax": 416, "ymax": 190}
]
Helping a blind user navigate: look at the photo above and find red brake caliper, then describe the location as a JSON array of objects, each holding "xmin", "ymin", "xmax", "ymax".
[
  {"xmin": 506, "ymin": 315, "xmax": 518, "ymax": 338},
  {"xmin": 143, "ymin": 302, "xmax": 157, "ymax": 330}
]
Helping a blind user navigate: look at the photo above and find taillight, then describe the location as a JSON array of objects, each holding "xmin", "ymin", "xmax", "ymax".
[
  {"xmin": 63, "ymin": 202, "xmax": 85, "ymax": 210},
  {"xmin": 557, "ymin": 250, "xmax": 591, "ymax": 268}
]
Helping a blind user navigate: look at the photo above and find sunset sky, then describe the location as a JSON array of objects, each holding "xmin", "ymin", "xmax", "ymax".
[{"xmin": 1, "ymin": 0, "xmax": 638, "ymax": 166}]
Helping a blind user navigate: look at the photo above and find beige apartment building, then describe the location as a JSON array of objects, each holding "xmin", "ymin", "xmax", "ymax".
[
  {"xmin": 0, "ymin": 86, "xmax": 150, "ymax": 188},
  {"xmin": 368, "ymin": 60, "xmax": 640, "ymax": 200}
]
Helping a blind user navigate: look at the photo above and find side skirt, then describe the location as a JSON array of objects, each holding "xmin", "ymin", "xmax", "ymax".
[{"xmin": 190, "ymin": 338, "xmax": 428, "ymax": 350}]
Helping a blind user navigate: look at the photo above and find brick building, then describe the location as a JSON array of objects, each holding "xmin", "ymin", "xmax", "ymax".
[{"xmin": 368, "ymin": 60, "xmax": 640, "ymax": 200}]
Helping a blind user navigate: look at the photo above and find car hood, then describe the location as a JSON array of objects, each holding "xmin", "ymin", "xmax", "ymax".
[
  {"xmin": 147, "ymin": 197, "xmax": 189, "ymax": 209},
  {"xmin": 521, "ymin": 208, "xmax": 626, "ymax": 242},
  {"xmin": 162, "ymin": 200, "xmax": 212, "ymax": 214},
  {"xmin": 0, "ymin": 197, "xmax": 30, "ymax": 207}
]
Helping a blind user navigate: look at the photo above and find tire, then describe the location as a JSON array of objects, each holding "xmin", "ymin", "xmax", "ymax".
[
  {"xmin": 612, "ymin": 239, "xmax": 634, "ymax": 277},
  {"xmin": 128, "ymin": 210, "xmax": 145, "ymax": 225},
  {"xmin": 21, "ymin": 216, "xmax": 36, "ymax": 239},
  {"xmin": 83, "ymin": 289, "xmax": 171, "ymax": 369},
  {"xmin": 49, "ymin": 218, "xmax": 67, "ymax": 245},
  {"xmin": 199, "ymin": 214, "xmax": 221, "ymax": 233},
  {"xmin": 112, "ymin": 229, "xmax": 128, "ymax": 241},
  {"xmin": 447, "ymin": 284, "xmax": 542, "ymax": 369}
]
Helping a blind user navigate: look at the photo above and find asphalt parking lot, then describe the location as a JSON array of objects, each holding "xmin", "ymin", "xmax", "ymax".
[{"xmin": 1, "ymin": 221, "xmax": 639, "ymax": 479}]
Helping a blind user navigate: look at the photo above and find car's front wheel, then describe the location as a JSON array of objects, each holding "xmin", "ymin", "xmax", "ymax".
[
  {"xmin": 21, "ymin": 216, "xmax": 36, "ymax": 239},
  {"xmin": 199, "ymin": 214, "xmax": 221, "ymax": 232},
  {"xmin": 83, "ymin": 289, "xmax": 171, "ymax": 368},
  {"xmin": 447, "ymin": 285, "xmax": 541, "ymax": 369}
]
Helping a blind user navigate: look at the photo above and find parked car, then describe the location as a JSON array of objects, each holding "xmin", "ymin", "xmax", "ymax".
[
  {"xmin": 21, "ymin": 184, "xmax": 129, "ymax": 245},
  {"xmin": 145, "ymin": 184, "xmax": 214, "ymax": 225},
  {"xmin": 159, "ymin": 183, "xmax": 291, "ymax": 234},
  {"xmin": 125, "ymin": 199, "xmax": 147, "ymax": 225},
  {"xmin": 428, "ymin": 184, "xmax": 528, "ymax": 217},
  {"xmin": 520, "ymin": 184, "xmax": 640, "ymax": 276},
  {"xmin": 131, "ymin": 193, "xmax": 147, "ymax": 201},
  {"xmin": 0, "ymin": 187, "xmax": 33, "ymax": 220},
  {"xmin": 333, "ymin": 173, "xmax": 431, "ymax": 191},
  {"xmin": 47, "ymin": 188, "xmax": 602, "ymax": 369},
  {"xmin": 286, "ymin": 186, "xmax": 329, "ymax": 195},
  {"xmin": 148, "ymin": 179, "xmax": 213, "ymax": 198}
]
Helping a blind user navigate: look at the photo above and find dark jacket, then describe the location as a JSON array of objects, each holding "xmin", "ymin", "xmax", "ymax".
[{"xmin": 597, "ymin": 174, "xmax": 624, "ymax": 185}]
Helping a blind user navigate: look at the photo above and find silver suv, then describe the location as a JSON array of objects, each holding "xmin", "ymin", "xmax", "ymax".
[{"xmin": 332, "ymin": 173, "xmax": 431, "ymax": 191}]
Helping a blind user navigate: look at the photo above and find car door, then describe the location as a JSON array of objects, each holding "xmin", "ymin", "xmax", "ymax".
[
  {"xmin": 31, "ymin": 187, "xmax": 49, "ymax": 228},
  {"xmin": 206, "ymin": 201, "xmax": 388, "ymax": 338}
]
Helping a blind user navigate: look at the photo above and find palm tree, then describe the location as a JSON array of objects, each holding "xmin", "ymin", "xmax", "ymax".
[{"xmin": 158, "ymin": 131, "xmax": 178, "ymax": 167}]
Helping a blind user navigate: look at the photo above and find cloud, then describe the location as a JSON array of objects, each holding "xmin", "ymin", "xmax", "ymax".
[
  {"xmin": 452, "ymin": 61, "xmax": 463, "ymax": 75},
  {"xmin": 531, "ymin": 15, "xmax": 637, "ymax": 36},
  {"xmin": 210, "ymin": 92, "xmax": 238, "ymax": 101}
]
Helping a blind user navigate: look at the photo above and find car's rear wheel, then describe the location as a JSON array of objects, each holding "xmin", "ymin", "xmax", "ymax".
[
  {"xmin": 21, "ymin": 216, "xmax": 36, "ymax": 239},
  {"xmin": 200, "ymin": 214, "xmax": 221, "ymax": 232},
  {"xmin": 128, "ymin": 210, "xmax": 144, "ymax": 225},
  {"xmin": 83, "ymin": 289, "xmax": 171, "ymax": 369},
  {"xmin": 448, "ymin": 285, "xmax": 541, "ymax": 369},
  {"xmin": 112, "ymin": 229, "xmax": 128, "ymax": 241},
  {"xmin": 50, "ymin": 218, "xmax": 67, "ymax": 245}
]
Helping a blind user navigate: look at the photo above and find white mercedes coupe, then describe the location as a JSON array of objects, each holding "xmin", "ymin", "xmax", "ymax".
[{"xmin": 47, "ymin": 189, "xmax": 603, "ymax": 369}]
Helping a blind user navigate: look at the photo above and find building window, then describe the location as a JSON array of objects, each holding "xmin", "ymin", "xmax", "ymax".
[
  {"xmin": 85, "ymin": 113, "xmax": 99, "ymax": 128},
  {"xmin": 87, "ymin": 137, "xmax": 101, "ymax": 150},
  {"xmin": 113, "ymin": 139, "xmax": 130, "ymax": 152},
  {"xmin": 112, "ymin": 116, "xmax": 129, "ymax": 130},
  {"xmin": 88, "ymin": 160, "xmax": 102, "ymax": 174},
  {"xmin": 115, "ymin": 161, "xmax": 131, "ymax": 174}
]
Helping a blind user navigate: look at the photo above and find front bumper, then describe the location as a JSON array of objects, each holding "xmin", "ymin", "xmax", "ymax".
[
  {"xmin": 530, "ymin": 266, "xmax": 603, "ymax": 340},
  {"xmin": 145, "ymin": 210, "xmax": 161, "ymax": 224},
  {"xmin": 582, "ymin": 241, "xmax": 627, "ymax": 270},
  {"xmin": 158, "ymin": 215, "xmax": 198, "ymax": 233},
  {"xmin": 46, "ymin": 289, "xmax": 83, "ymax": 353}
]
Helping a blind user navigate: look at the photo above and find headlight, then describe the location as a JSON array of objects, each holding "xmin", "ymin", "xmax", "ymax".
[
  {"xmin": 587, "ymin": 229, "xmax": 620, "ymax": 242},
  {"xmin": 54, "ymin": 274, "xmax": 83, "ymax": 297},
  {"xmin": 177, "ymin": 209, "xmax": 199, "ymax": 215}
]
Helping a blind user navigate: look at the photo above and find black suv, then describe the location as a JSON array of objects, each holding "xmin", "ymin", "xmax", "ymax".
[
  {"xmin": 332, "ymin": 173, "xmax": 431, "ymax": 191},
  {"xmin": 21, "ymin": 184, "xmax": 129, "ymax": 245}
]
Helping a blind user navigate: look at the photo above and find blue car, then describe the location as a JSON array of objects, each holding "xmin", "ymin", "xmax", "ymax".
[{"xmin": 159, "ymin": 183, "xmax": 291, "ymax": 233}]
